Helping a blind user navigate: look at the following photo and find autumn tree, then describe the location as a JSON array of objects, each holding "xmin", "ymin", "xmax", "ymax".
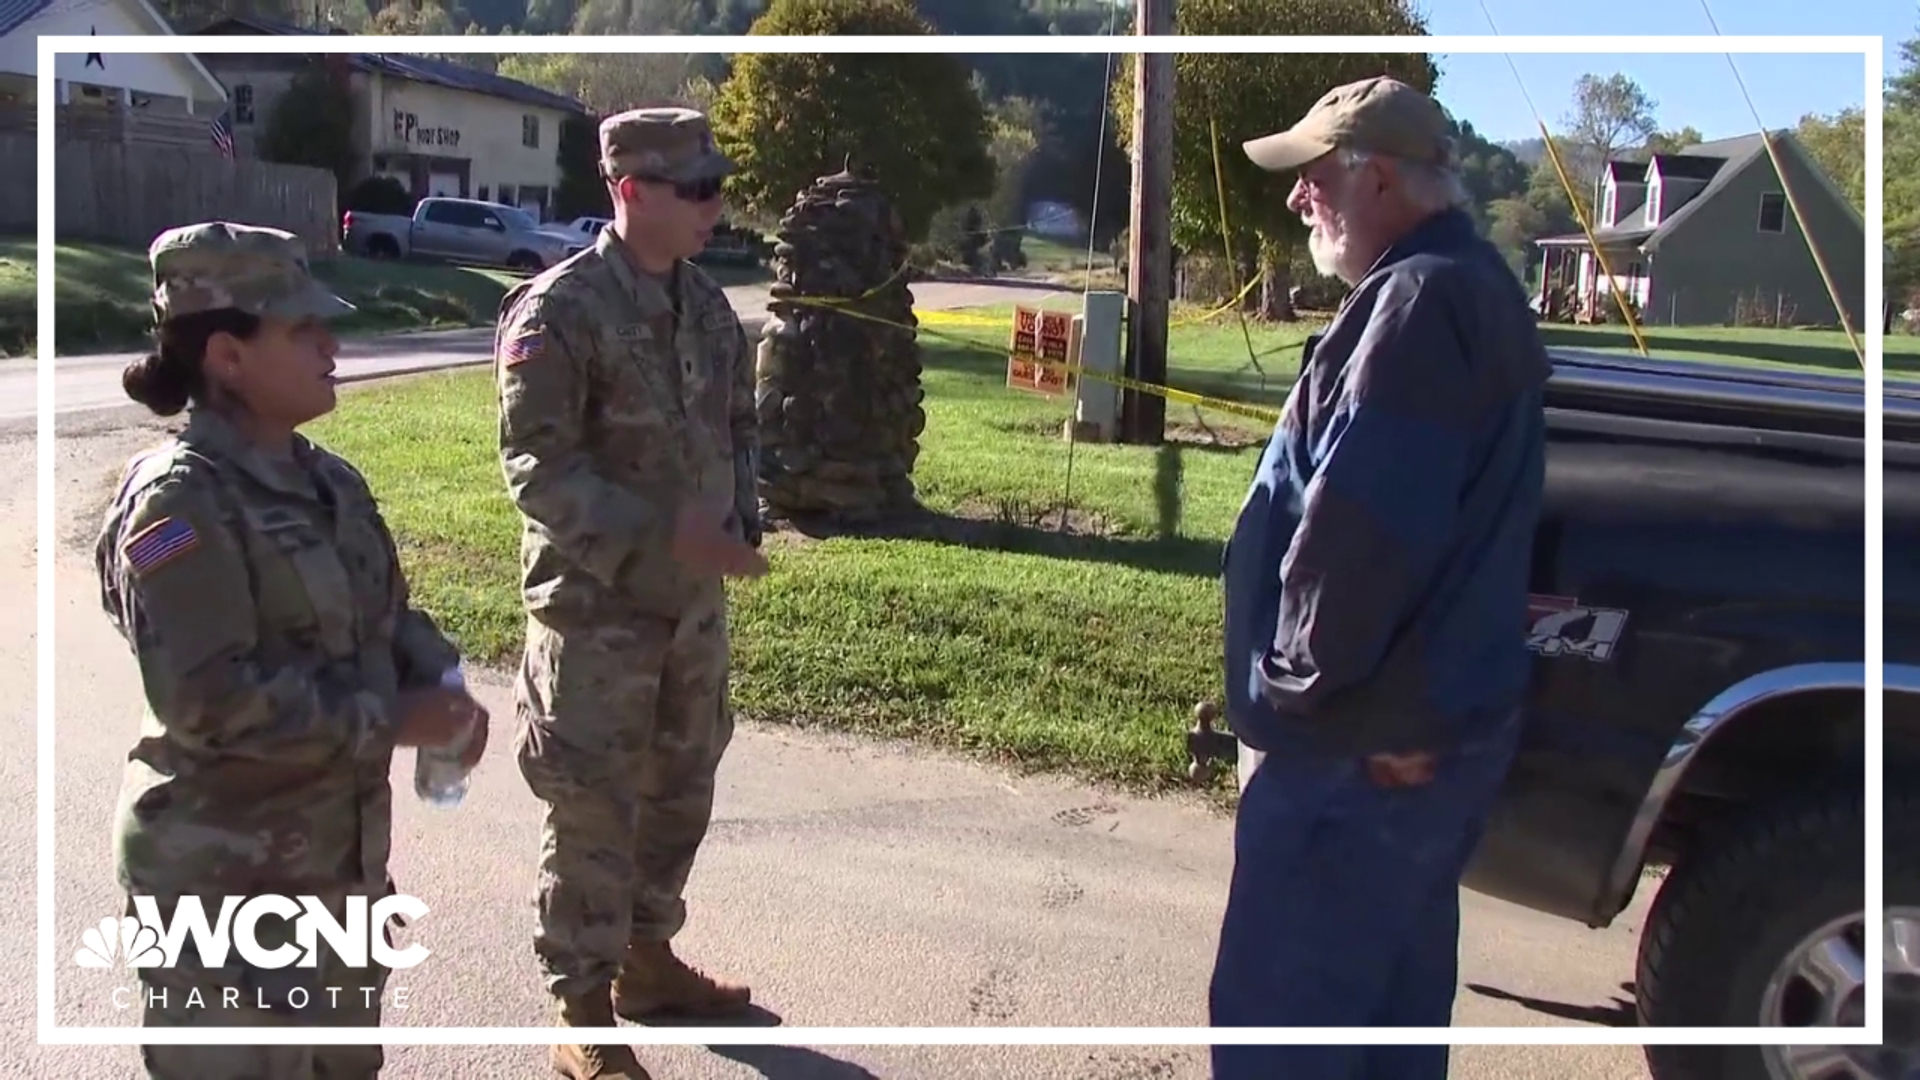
[
  {"xmin": 496, "ymin": 53, "xmax": 705, "ymax": 115},
  {"xmin": 1646, "ymin": 125, "xmax": 1703, "ymax": 156},
  {"xmin": 1794, "ymin": 107, "xmax": 1864, "ymax": 214},
  {"xmin": 928, "ymin": 86, "xmax": 1046, "ymax": 271},
  {"xmin": 1111, "ymin": 0, "xmax": 1437, "ymax": 321},
  {"xmin": 707, "ymin": 0, "xmax": 995, "ymax": 244},
  {"xmin": 1889, "ymin": 29, "xmax": 1920, "ymax": 310},
  {"xmin": 368, "ymin": 0, "xmax": 458, "ymax": 33},
  {"xmin": 1560, "ymin": 73, "xmax": 1659, "ymax": 198}
]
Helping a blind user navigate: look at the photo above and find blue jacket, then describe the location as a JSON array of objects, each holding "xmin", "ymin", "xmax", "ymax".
[{"xmin": 1220, "ymin": 207, "xmax": 1551, "ymax": 758}]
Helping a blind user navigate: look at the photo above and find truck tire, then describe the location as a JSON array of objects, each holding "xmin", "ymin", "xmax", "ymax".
[
  {"xmin": 507, "ymin": 251, "xmax": 544, "ymax": 272},
  {"xmin": 1638, "ymin": 786, "xmax": 1919, "ymax": 1080}
]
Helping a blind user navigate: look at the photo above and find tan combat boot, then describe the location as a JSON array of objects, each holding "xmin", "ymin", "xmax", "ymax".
[
  {"xmin": 611, "ymin": 938, "xmax": 752, "ymax": 1021},
  {"xmin": 551, "ymin": 988, "xmax": 651, "ymax": 1080}
]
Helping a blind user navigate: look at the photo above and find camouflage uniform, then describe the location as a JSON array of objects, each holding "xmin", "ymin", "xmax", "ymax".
[
  {"xmin": 94, "ymin": 222, "xmax": 465, "ymax": 1080},
  {"xmin": 495, "ymin": 107, "xmax": 757, "ymax": 1079}
]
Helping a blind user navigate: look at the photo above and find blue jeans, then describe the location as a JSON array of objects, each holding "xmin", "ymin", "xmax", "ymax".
[{"xmin": 1209, "ymin": 711, "xmax": 1523, "ymax": 1080}]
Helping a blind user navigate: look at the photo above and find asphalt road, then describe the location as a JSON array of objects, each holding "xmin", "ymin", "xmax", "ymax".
[
  {"xmin": 0, "ymin": 315, "xmax": 1656, "ymax": 1077},
  {"xmin": 0, "ymin": 279, "xmax": 1066, "ymax": 423}
]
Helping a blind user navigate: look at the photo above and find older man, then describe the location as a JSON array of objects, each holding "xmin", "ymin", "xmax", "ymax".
[{"xmin": 1210, "ymin": 76, "xmax": 1551, "ymax": 1078}]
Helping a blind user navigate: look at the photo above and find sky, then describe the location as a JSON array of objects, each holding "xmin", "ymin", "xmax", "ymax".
[{"xmin": 1417, "ymin": 0, "xmax": 1903, "ymax": 143}]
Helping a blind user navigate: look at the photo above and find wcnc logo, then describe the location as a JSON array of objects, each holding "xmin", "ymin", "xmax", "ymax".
[{"xmin": 74, "ymin": 894, "xmax": 432, "ymax": 971}]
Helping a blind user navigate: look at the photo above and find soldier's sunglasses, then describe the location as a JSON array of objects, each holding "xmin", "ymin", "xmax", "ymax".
[{"xmin": 639, "ymin": 175, "xmax": 724, "ymax": 203}]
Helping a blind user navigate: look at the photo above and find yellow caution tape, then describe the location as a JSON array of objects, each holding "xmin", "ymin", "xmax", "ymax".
[
  {"xmin": 783, "ymin": 295, "xmax": 1285, "ymax": 428},
  {"xmin": 1031, "ymin": 354, "xmax": 1283, "ymax": 425},
  {"xmin": 911, "ymin": 309, "xmax": 1011, "ymax": 328}
]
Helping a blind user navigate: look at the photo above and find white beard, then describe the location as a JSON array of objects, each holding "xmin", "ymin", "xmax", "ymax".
[
  {"xmin": 1307, "ymin": 222, "xmax": 1345, "ymax": 280},
  {"xmin": 1297, "ymin": 206, "xmax": 1359, "ymax": 284}
]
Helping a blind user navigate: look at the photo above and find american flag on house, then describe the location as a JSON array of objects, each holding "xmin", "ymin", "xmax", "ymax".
[{"xmin": 209, "ymin": 110, "xmax": 234, "ymax": 159}]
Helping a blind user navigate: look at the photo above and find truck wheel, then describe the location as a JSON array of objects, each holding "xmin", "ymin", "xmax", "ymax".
[
  {"xmin": 1637, "ymin": 786, "xmax": 1920, "ymax": 1080},
  {"xmin": 507, "ymin": 251, "xmax": 544, "ymax": 272}
]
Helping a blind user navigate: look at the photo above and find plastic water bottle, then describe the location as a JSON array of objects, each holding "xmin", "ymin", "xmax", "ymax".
[{"xmin": 414, "ymin": 667, "xmax": 476, "ymax": 809}]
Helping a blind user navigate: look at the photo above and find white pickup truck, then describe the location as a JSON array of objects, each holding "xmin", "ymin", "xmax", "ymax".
[{"xmin": 342, "ymin": 197, "xmax": 587, "ymax": 273}]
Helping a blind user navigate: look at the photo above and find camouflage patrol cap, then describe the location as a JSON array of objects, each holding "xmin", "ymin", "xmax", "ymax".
[
  {"xmin": 148, "ymin": 221, "xmax": 355, "ymax": 323},
  {"xmin": 1243, "ymin": 76, "xmax": 1452, "ymax": 173},
  {"xmin": 599, "ymin": 106, "xmax": 734, "ymax": 184}
]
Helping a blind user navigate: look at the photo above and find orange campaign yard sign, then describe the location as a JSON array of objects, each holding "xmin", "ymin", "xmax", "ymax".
[{"xmin": 1006, "ymin": 305, "xmax": 1079, "ymax": 397}]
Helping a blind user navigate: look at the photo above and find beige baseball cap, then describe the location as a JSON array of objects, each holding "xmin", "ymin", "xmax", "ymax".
[
  {"xmin": 149, "ymin": 221, "xmax": 354, "ymax": 322},
  {"xmin": 599, "ymin": 106, "xmax": 735, "ymax": 184},
  {"xmin": 1242, "ymin": 75, "xmax": 1452, "ymax": 173}
]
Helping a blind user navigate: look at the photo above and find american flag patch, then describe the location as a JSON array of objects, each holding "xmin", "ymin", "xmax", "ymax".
[
  {"xmin": 123, "ymin": 516, "xmax": 198, "ymax": 575},
  {"xmin": 501, "ymin": 330, "xmax": 544, "ymax": 367}
]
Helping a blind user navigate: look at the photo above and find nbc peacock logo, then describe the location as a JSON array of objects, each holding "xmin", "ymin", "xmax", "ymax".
[{"xmin": 73, "ymin": 915, "xmax": 166, "ymax": 969}]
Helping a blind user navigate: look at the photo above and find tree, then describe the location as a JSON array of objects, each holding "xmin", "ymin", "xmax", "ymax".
[
  {"xmin": 982, "ymin": 94, "xmax": 1044, "ymax": 269},
  {"xmin": 368, "ymin": 0, "xmax": 459, "ymax": 33},
  {"xmin": 1795, "ymin": 107, "xmax": 1864, "ymax": 215},
  {"xmin": 1450, "ymin": 115, "xmax": 1529, "ymax": 212},
  {"xmin": 1486, "ymin": 197, "xmax": 1546, "ymax": 281},
  {"xmin": 1110, "ymin": 0, "xmax": 1437, "ymax": 320},
  {"xmin": 258, "ymin": 62, "xmax": 359, "ymax": 197},
  {"xmin": 551, "ymin": 114, "xmax": 608, "ymax": 222},
  {"xmin": 1523, "ymin": 138, "xmax": 1584, "ymax": 225},
  {"xmin": 707, "ymin": 0, "xmax": 995, "ymax": 244},
  {"xmin": 1561, "ymin": 73, "xmax": 1659, "ymax": 197},
  {"xmin": 497, "ymin": 52, "xmax": 704, "ymax": 115},
  {"xmin": 1645, "ymin": 126, "xmax": 1703, "ymax": 156},
  {"xmin": 1893, "ymin": 31, "xmax": 1920, "ymax": 111},
  {"xmin": 1889, "ymin": 29, "xmax": 1920, "ymax": 305}
]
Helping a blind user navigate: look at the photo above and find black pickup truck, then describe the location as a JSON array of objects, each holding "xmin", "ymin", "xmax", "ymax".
[{"xmin": 1190, "ymin": 347, "xmax": 1913, "ymax": 1080}]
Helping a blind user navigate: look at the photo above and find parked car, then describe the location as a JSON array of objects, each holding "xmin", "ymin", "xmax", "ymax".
[
  {"xmin": 341, "ymin": 197, "xmax": 585, "ymax": 273},
  {"xmin": 564, "ymin": 215, "xmax": 610, "ymax": 237},
  {"xmin": 1188, "ymin": 347, "xmax": 1911, "ymax": 1080},
  {"xmin": 564, "ymin": 213, "xmax": 763, "ymax": 267}
]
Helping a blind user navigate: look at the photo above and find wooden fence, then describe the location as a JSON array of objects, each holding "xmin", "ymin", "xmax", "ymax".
[{"xmin": 0, "ymin": 105, "xmax": 340, "ymax": 253}]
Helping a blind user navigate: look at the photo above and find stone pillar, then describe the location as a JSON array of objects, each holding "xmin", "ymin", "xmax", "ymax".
[{"xmin": 754, "ymin": 160, "xmax": 925, "ymax": 523}]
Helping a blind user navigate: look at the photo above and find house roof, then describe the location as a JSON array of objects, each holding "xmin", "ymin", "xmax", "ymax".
[
  {"xmin": 1648, "ymin": 151, "xmax": 1725, "ymax": 182},
  {"xmin": 1536, "ymin": 226, "xmax": 1654, "ymax": 250},
  {"xmin": 1536, "ymin": 131, "xmax": 1777, "ymax": 251},
  {"xmin": 1605, "ymin": 159, "xmax": 1647, "ymax": 184},
  {"xmin": 1636, "ymin": 132, "xmax": 1777, "ymax": 252},
  {"xmin": 192, "ymin": 16, "xmax": 590, "ymax": 116},
  {"xmin": 0, "ymin": 0, "xmax": 52, "ymax": 37}
]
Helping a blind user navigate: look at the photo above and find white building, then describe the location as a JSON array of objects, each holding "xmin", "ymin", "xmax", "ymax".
[
  {"xmin": 0, "ymin": 0, "xmax": 228, "ymax": 129},
  {"xmin": 194, "ymin": 16, "xmax": 590, "ymax": 221}
]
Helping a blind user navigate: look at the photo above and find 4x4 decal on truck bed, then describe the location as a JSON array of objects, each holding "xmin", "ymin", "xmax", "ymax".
[{"xmin": 1526, "ymin": 594, "xmax": 1628, "ymax": 663}]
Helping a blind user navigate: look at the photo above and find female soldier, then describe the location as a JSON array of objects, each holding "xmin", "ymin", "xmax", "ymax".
[{"xmin": 93, "ymin": 221, "xmax": 489, "ymax": 1080}]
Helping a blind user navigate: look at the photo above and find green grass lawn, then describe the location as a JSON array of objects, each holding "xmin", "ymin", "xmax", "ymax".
[
  {"xmin": 311, "ymin": 319, "xmax": 1265, "ymax": 796},
  {"xmin": 0, "ymin": 237, "xmax": 34, "ymax": 358},
  {"xmin": 929, "ymin": 299, "xmax": 1882, "ymax": 414},
  {"xmin": 40, "ymin": 239, "xmax": 524, "ymax": 355},
  {"xmin": 0, "ymin": 235, "xmax": 776, "ymax": 357},
  {"xmin": 298, "ymin": 288, "xmax": 1897, "ymax": 797}
]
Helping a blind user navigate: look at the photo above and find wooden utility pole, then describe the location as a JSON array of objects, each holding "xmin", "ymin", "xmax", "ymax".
[{"xmin": 1123, "ymin": 0, "xmax": 1174, "ymax": 445}]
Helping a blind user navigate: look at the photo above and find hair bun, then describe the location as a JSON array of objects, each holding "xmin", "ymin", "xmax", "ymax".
[{"xmin": 121, "ymin": 351, "xmax": 191, "ymax": 416}]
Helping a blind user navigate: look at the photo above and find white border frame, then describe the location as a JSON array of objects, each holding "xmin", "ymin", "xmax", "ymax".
[{"xmin": 36, "ymin": 32, "xmax": 1885, "ymax": 1047}]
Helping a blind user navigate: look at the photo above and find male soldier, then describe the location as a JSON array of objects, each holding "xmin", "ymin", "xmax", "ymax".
[
  {"xmin": 494, "ymin": 106, "xmax": 768, "ymax": 1080},
  {"xmin": 1211, "ymin": 77, "xmax": 1550, "ymax": 1079}
]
